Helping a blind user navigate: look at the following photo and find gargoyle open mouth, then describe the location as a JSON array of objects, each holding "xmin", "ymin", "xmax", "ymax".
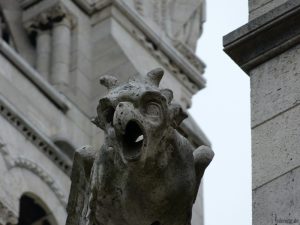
[{"xmin": 122, "ymin": 120, "xmax": 144, "ymax": 161}]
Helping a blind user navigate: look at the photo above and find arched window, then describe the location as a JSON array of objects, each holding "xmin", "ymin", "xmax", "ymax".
[{"xmin": 17, "ymin": 194, "xmax": 57, "ymax": 225}]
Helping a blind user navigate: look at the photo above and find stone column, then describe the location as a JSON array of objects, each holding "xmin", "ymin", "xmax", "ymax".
[
  {"xmin": 23, "ymin": 2, "xmax": 75, "ymax": 91},
  {"xmin": 51, "ymin": 17, "xmax": 72, "ymax": 90},
  {"xmin": 36, "ymin": 29, "xmax": 51, "ymax": 80},
  {"xmin": 224, "ymin": 1, "xmax": 300, "ymax": 225}
]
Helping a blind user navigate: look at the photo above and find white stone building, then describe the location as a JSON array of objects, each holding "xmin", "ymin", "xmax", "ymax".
[{"xmin": 0, "ymin": 0, "xmax": 209, "ymax": 225}]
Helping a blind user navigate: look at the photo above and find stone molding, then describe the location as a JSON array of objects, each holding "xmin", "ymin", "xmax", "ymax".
[
  {"xmin": 133, "ymin": 0, "xmax": 143, "ymax": 16},
  {"xmin": 23, "ymin": 1, "xmax": 77, "ymax": 33},
  {"xmin": 0, "ymin": 40, "xmax": 69, "ymax": 112},
  {"xmin": 0, "ymin": 144, "xmax": 67, "ymax": 207},
  {"xmin": 112, "ymin": 0, "xmax": 206, "ymax": 92},
  {"xmin": 0, "ymin": 201, "xmax": 18, "ymax": 225},
  {"xmin": 174, "ymin": 41, "xmax": 206, "ymax": 73},
  {"xmin": 223, "ymin": 0, "xmax": 300, "ymax": 74},
  {"xmin": 72, "ymin": 0, "xmax": 111, "ymax": 14},
  {"xmin": 0, "ymin": 95, "xmax": 72, "ymax": 176},
  {"xmin": 17, "ymin": 0, "xmax": 41, "ymax": 9},
  {"xmin": 74, "ymin": 0, "xmax": 206, "ymax": 91},
  {"xmin": 131, "ymin": 29, "xmax": 200, "ymax": 94}
]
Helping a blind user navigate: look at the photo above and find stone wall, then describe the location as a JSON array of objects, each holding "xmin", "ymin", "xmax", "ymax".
[
  {"xmin": 224, "ymin": 1, "xmax": 300, "ymax": 224},
  {"xmin": 249, "ymin": 0, "xmax": 289, "ymax": 19}
]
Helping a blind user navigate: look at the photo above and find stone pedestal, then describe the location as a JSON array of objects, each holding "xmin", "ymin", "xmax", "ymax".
[{"xmin": 224, "ymin": 1, "xmax": 300, "ymax": 224}]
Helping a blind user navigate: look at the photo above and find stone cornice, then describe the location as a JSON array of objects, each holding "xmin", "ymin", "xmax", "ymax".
[
  {"xmin": 112, "ymin": 0, "xmax": 206, "ymax": 91},
  {"xmin": 73, "ymin": 0, "xmax": 206, "ymax": 91},
  {"xmin": 129, "ymin": 28, "xmax": 201, "ymax": 93},
  {"xmin": 223, "ymin": 0, "xmax": 300, "ymax": 74},
  {"xmin": 0, "ymin": 95, "xmax": 72, "ymax": 176},
  {"xmin": 174, "ymin": 41, "xmax": 206, "ymax": 73}
]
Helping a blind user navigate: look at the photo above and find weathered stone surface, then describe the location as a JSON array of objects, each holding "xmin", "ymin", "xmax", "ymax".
[
  {"xmin": 223, "ymin": 0, "xmax": 300, "ymax": 74},
  {"xmin": 249, "ymin": 0, "xmax": 289, "ymax": 20},
  {"xmin": 252, "ymin": 104, "xmax": 300, "ymax": 189},
  {"xmin": 253, "ymin": 166, "xmax": 300, "ymax": 225},
  {"xmin": 224, "ymin": 1, "xmax": 300, "ymax": 225},
  {"xmin": 66, "ymin": 68, "xmax": 213, "ymax": 225},
  {"xmin": 250, "ymin": 43, "xmax": 300, "ymax": 127}
]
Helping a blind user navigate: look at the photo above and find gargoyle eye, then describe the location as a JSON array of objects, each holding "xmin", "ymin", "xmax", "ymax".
[{"xmin": 145, "ymin": 102, "xmax": 161, "ymax": 117}]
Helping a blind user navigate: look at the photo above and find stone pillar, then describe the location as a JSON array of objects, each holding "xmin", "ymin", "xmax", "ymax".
[
  {"xmin": 51, "ymin": 17, "xmax": 72, "ymax": 90},
  {"xmin": 224, "ymin": 1, "xmax": 300, "ymax": 225},
  {"xmin": 36, "ymin": 29, "xmax": 51, "ymax": 80}
]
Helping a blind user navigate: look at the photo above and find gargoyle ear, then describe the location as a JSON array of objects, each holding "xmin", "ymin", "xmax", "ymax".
[
  {"xmin": 147, "ymin": 68, "xmax": 164, "ymax": 86},
  {"xmin": 99, "ymin": 75, "xmax": 118, "ymax": 90},
  {"xmin": 170, "ymin": 104, "xmax": 188, "ymax": 128},
  {"xmin": 161, "ymin": 89, "xmax": 173, "ymax": 104}
]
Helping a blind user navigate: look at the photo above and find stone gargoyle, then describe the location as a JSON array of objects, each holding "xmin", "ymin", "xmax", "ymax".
[{"xmin": 66, "ymin": 68, "xmax": 214, "ymax": 225}]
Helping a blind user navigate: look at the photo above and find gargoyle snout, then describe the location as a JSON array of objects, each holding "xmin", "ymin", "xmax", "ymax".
[{"xmin": 113, "ymin": 102, "xmax": 142, "ymax": 133}]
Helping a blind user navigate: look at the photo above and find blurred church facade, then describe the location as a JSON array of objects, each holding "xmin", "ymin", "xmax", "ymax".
[{"xmin": 0, "ymin": 1, "xmax": 209, "ymax": 225}]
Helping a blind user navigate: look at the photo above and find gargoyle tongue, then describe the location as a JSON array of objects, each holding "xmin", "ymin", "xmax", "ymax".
[{"xmin": 122, "ymin": 120, "xmax": 144, "ymax": 161}]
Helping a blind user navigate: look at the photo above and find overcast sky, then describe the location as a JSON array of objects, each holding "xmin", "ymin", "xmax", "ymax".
[{"xmin": 189, "ymin": 0, "xmax": 251, "ymax": 225}]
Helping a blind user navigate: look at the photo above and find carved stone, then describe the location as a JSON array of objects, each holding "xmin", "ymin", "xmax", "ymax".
[
  {"xmin": 0, "ymin": 143, "xmax": 68, "ymax": 207},
  {"xmin": 0, "ymin": 95, "xmax": 72, "ymax": 175},
  {"xmin": 66, "ymin": 68, "xmax": 214, "ymax": 225},
  {"xmin": 0, "ymin": 201, "xmax": 18, "ymax": 225},
  {"xmin": 23, "ymin": 2, "xmax": 76, "ymax": 32},
  {"xmin": 130, "ymin": 0, "xmax": 205, "ymax": 51}
]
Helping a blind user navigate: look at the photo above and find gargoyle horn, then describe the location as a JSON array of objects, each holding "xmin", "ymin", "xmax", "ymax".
[
  {"xmin": 147, "ymin": 68, "xmax": 164, "ymax": 86},
  {"xmin": 99, "ymin": 75, "xmax": 119, "ymax": 90}
]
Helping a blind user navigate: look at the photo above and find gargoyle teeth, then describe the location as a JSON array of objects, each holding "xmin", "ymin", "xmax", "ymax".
[{"xmin": 135, "ymin": 135, "xmax": 144, "ymax": 143}]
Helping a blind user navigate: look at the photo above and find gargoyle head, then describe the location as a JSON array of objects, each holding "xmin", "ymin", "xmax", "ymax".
[{"xmin": 93, "ymin": 68, "xmax": 187, "ymax": 163}]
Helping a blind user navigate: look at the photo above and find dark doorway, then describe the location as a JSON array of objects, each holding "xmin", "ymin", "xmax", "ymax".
[{"xmin": 17, "ymin": 195, "xmax": 54, "ymax": 225}]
